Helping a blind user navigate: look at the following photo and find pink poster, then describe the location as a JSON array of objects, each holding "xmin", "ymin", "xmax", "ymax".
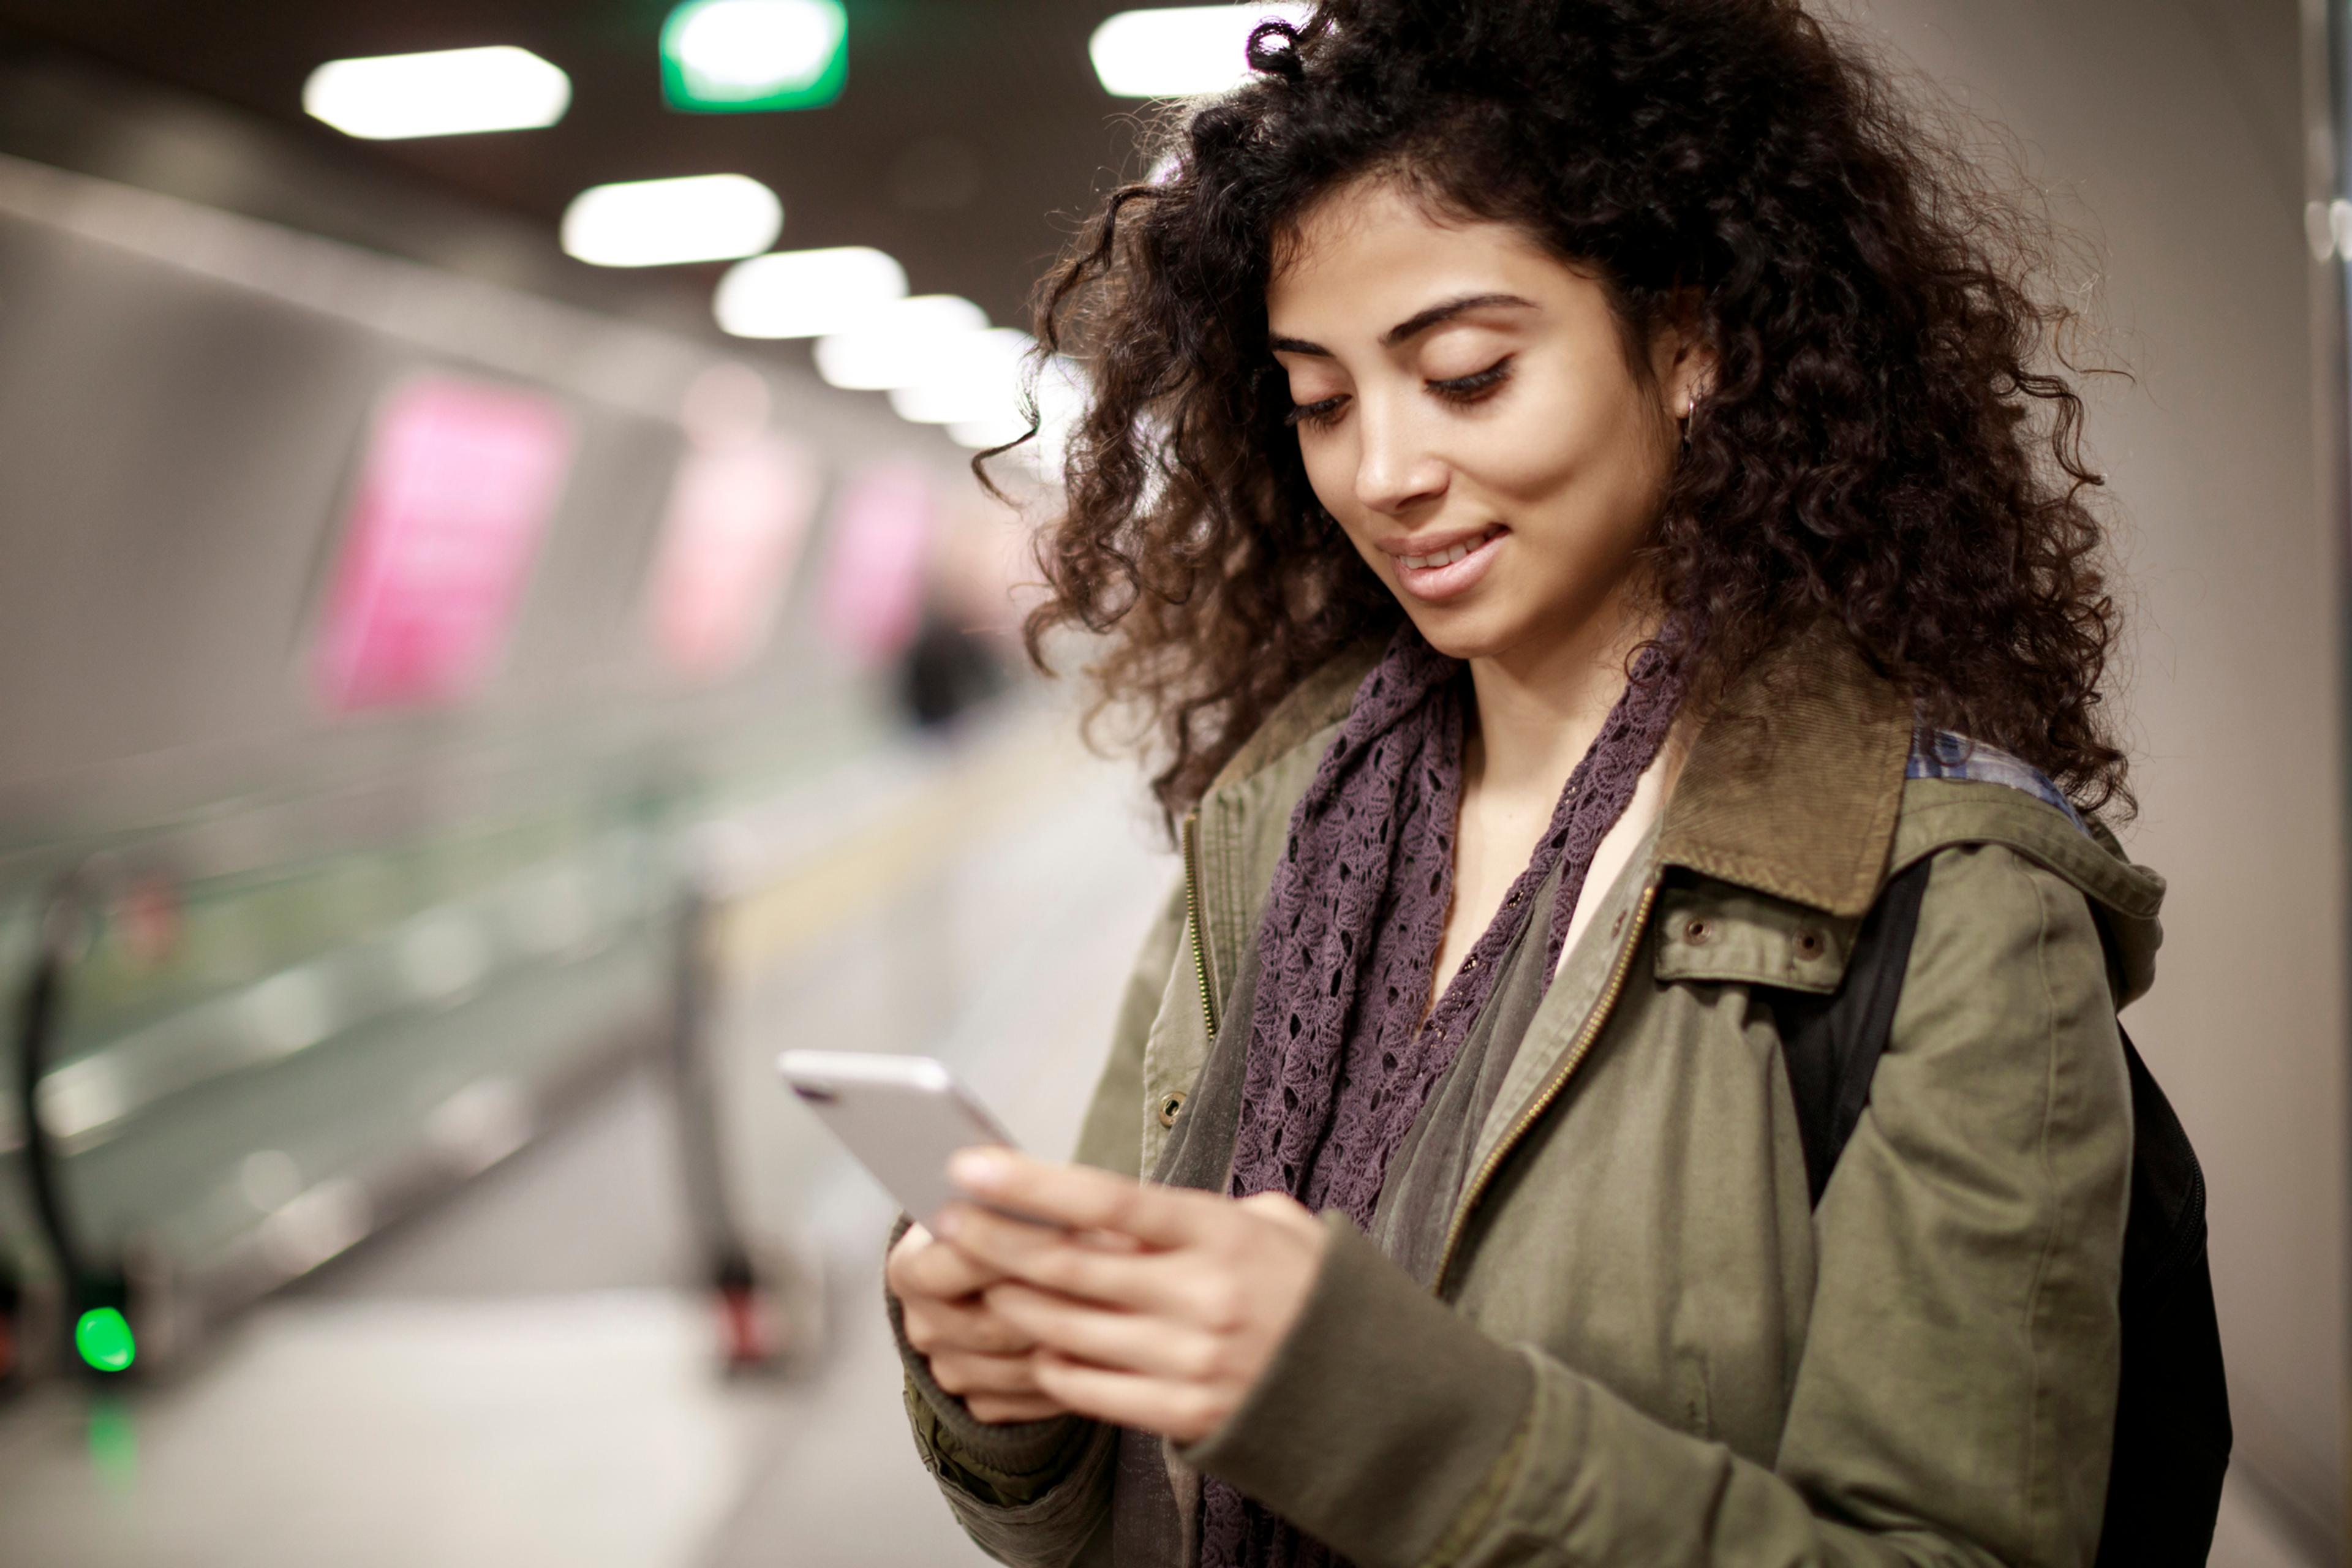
[
  {"xmin": 817, "ymin": 462, "xmax": 937, "ymax": 663},
  {"xmin": 647, "ymin": 436, "xmax": 822, "ymax": 680},
  {"xmin": 314, "ymin": 377, "xmax": 576, "ymax": 712}
]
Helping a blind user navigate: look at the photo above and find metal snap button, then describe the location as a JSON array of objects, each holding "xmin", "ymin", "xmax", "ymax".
[
  {"xmin": 1682, "ymin": 918, "xmax": 1713, "ymax": 946},
  {"xmin": 1795, "ymin": 930, "xmax": 1825, "ymax": 960},
  {"xmin": 1157, "ymin": 1091, "xmax": 1186, "ymax": 1127}
]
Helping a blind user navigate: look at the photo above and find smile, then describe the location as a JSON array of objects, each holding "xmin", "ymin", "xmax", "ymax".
[
  {"xmin": 1390, "ymin": 525, "xmax": 1506, "ymax": 603},
  {"xmin": 1396, "ymin": 526, "xmax": 1503, "ymax": 570}
]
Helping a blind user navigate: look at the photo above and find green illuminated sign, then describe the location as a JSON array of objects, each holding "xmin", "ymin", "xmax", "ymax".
[
  {"xmin": 662, "ymin": 0, "xmax": 848, "ymax": 113},
  {"xmin": 75, "ymin": 1307, "xmax": 136, "ymax": 1373}
]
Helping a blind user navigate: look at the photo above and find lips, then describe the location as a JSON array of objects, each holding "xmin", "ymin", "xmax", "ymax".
[
  {"xmin": 1397, "ymin": 526, "xmax": 1502, "ymax": 570},
  {"xmin": 1389, "ymin": 524, "xmax": 1506, "ymax": 604}
]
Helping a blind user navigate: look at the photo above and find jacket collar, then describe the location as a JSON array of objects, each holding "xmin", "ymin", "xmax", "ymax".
[
  {"xmin": 1655, "ymin": 624, "xmax": 1913, "ymax": 919},
  {"xmin": 1208, "ymin": 625, "xmax": 1911, "ymax": 921}
]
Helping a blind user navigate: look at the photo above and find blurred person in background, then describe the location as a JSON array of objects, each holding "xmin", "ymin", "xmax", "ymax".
[
  {"xmin": 886, "ymin": 1, "xmax": 2179, "ymax": 1564},
  {"xmin": 896, "ymin": 496, "xmax": 1023, "ymax": 731}
]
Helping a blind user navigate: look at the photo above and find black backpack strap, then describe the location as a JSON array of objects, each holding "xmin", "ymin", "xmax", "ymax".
[{"xmin": 1777, "ymin": 856, "xmax": 1934, "ymax": 1204}]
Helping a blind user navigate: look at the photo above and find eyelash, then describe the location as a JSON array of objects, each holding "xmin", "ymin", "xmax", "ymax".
[{"xmin": 1284, "ymin": 356, "xmax": 1516, "ymax": 429}]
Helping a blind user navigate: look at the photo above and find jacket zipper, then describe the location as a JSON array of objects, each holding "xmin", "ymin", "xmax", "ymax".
[
  {"xmin": 1433, "ymin": 880, "xmax": 1660, "ymax": 1294},
  {"xmin": 1180, "ymin": 810, "xmax": 1218, "ymax": 1040}
]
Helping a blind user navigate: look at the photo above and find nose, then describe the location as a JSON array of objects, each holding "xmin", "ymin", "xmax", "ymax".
[{"xmin": 1352, "ymin": 394, "xmax": 1449, "ymax": 518}]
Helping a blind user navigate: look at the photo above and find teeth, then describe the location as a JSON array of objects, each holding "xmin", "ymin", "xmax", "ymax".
[{"xmin": 1399, "ymin": 529, "xmax": 1497, "ymax": 571}]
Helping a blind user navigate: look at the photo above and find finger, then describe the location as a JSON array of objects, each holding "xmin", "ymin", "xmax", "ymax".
[
  {"xmin": 902, "ymin": 1294, "xmax": 1041, "ymax": 1357},
  {"xmin": 940, "ymin": 1204, "xmax": 1202, "ymax": 1316},
  {"xmin": 927, "ymin": 1348, "xmax": 1048, "ymax": 1400},
  {"xmin": 892, "ymin": 1229, "xmax": 1012, "ymax": 1301},
  {"xmin": 1236, "ymin": 1191, "xmax": 1322, "ymax": 1238},
  {"xmin": 1030, "ymin": 1352, "xmax": 1229, "ymax": 1445},
  {"xmin": 984, "ymin": 1281, "xmax": 1219, "ymax": 1381},
  {"xmin": 949, "ymin": 1150, "xmax": 1215, "ymax": 1248},
  {"xmin": 968, "ymin": 1393, "xmax": 1066, "ymax": 1425}
]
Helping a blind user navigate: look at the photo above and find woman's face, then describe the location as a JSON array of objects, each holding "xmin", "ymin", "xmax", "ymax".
[{"xmin": 1267, "ymin": 177, "xmax": 1706, "ymax": 670}]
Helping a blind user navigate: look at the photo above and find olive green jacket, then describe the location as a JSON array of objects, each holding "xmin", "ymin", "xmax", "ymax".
[{"xmin": 899, "ymin": 630, "xmax": 2162, "ymax": 1568}]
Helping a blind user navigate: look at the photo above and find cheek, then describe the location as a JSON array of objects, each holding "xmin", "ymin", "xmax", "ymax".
[
  {"xmin": 1458, "ymin": 364, "xmax": 1668, "ymax": 519},
  {"xmin": 1295, "ymin": 432, "xmax": 1352, "ymax": 518},
  {"xmin": 1295, "ymin": 435, "xmax": 1384, "ymax": 563}
]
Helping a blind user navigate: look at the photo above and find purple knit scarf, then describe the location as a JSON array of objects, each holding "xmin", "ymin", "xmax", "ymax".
[{"xmin": 1201, "ymin": 625, "xmax": 1682, "ymax": 1568}]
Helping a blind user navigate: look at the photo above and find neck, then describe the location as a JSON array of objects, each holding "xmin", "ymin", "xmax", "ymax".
[{"xmin": 1462, "ymin": 583, "xmax": 1657, "ymax": 798}]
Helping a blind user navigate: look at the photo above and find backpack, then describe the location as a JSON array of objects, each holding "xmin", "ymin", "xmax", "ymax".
[{"xmin": 1774, "ymin": 856, "xmax": 2232, "ymax": 1567}]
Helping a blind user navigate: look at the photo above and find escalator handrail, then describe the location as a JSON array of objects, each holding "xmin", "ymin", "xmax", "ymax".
[{"xmin": 13, "ymin": 875, "xmax": 90, "ymax": 1305}]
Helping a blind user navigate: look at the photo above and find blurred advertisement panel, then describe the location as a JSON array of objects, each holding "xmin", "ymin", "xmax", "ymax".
[
  {"xmin": 314, "ymin": 377, "xmax": 576, "ymax": 712},
  {"xmin": 647, "ymin": 436, "xmax": 823, "ymax": 681},
  {"xmin": 816, "ymin": 461, "xmax": 935, "ymax": 663}
]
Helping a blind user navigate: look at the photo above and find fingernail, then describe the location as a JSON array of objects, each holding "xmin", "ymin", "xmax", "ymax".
[
  {"xmin": 951, "ymin": 1148, "xmax": 1008, "ymax": 1192},
  {"xmin": 932, "ymin": 1207, "xmax": 961, "ymax": 1240}
]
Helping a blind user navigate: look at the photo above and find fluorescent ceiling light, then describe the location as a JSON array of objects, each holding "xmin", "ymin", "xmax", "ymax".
[
  {"xmin": 892, "ymin": 383, "xmax": 1004, "ymax": 425},
  {"xmin": 813, "ymin": 296, "xmax": 990, "ymax": 391},
  {"xmin": 1090, "ymin": 4, "xmax": 1312, "ymax": 98},
  {"xmin": 950, "ymin": 358, "xmax": 1087, "ymax": 455},
  {"xmin": 560, "ymin": 175, "xmax": 783, "ymax": 268},
  {"xmin": 946, "ymin": 415, "xmax": 1028, "ymax": 450},
  {"xmin": 887, "ymin": 329, "xmax": 1032, "ymax": 423},
  {"xmin": 714, "ymin": 246, "xmax": 907, "ymax": 338},
  {"xmin": 303, "ymin": 46, "xmax": 571, "ymax": 140},
  {"xmin": 663, "ymin": 0, "xmax": 849, "ymax": 111}
]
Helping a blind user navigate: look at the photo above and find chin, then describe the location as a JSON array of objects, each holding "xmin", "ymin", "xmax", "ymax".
[{"xmin": 1398, "ymin": 600, "xmax": 1523, "ymax": 663}]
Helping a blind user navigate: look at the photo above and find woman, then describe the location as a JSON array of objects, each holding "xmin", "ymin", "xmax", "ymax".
[{"xmin": 887, "ymin": 1, "xmax": 2157, "ymax": 1564}]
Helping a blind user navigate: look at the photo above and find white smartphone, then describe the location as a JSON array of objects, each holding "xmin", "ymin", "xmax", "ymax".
[{"xmin": 777, "ymin": 1050, "xmax": 1022, "ymax": 1229}]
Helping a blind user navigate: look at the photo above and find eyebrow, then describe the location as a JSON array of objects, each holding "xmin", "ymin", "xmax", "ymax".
[{"xmin": 1268, "ymin": 292, "xmax": 1538, "ymax": 358}]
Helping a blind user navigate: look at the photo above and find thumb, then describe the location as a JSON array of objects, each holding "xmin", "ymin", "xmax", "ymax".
[{"xmin": 1236, "ymin": 1191, "xmax": 1319, "ymax": 1231}]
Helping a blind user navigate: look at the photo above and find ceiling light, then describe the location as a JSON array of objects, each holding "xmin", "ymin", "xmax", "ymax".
[
  {"xmin": 886, "ymin": 329, "xmax": 1031, "ymax": 423},
  {"xmin": 951, "ymin": 359, "xmax": 1088, "ymax": 456},
  {"xmin": 303, "ymin": 46, "xmax": 571, "ymax": 140},
  {"xmin": 946, "ymin": 414, "xmax": 1028, "ymax": 450},
  {"xmin": 1089, "ymin": 4, "xmax": 1312, "ymax": 98},
  {"xmin": 663, "ymin": 0, "xmax": 848, "ymax": 112},
  {"xmin": 714, "ymin": 246, "xmax": 907, "ymax": 338},
  {"xmin": 560, "ymin": 175, "xmax": 783, "ymax": 268},
  {"xmin": 813, "ymin": 296, "xmax": 990, "ymax": 391}
]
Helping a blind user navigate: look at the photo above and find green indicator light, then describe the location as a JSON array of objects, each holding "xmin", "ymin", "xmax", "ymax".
[
  {"xmin": 75, "ymin": 1307, "xmax": 136, "ymax": 1373},
  {"xmin": 662, "ymin": 0, "xmax": 847, "ymax": 113}
]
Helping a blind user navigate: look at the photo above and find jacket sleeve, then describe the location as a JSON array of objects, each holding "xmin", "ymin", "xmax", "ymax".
[
  {"xmin": 1180, "ymin": 842, "xmax": 2132, "ymax": 1568},
  {"xmin": 893, "ymin": 875, "xmax": 1191, "ymax": 1566}
]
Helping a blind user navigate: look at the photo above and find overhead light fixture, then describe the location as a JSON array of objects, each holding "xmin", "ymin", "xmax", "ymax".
[
  {"xmin": 887, "ymin": 329, "xmax": 1032, "ymax": 424},
  {"xmin": 714, "ymin": 246, "xmax": 908, "ymax": 338},
  {"xmin": 813, "ymin": 296, "xmax": 990, "ymax": 391},
  {"xmin": 950, "ymin": 358, "xmax": 1088, "ymax": 457},
  {"xmin": 946, "ymin": 414, "xmax": 1027, "ymax": 450},
  {"xmin": 303, "ymin": 45, "xmax": 572, "ymax": 140},
  {"xmin": 560, "ymin": 175, "xmax": 783, "ymax": 268},
  {"xmin": 1089, "ymin": 4, "xmax": 1312, "ymax": 98},
  {"xmin": 663, "ymin": 0, "xmax": 849, "ymax": 112}
]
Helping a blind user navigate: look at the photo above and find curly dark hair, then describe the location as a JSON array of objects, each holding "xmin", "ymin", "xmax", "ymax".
[{"xmin": 1002, "ymin": 0, "xmax": 2127, "ymax": 826}]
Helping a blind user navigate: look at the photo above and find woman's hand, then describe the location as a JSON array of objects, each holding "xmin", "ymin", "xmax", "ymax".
[
  {"xmin": 935, "ymin": 1150, "xmax": 1329, "ymax": 1445},
  {"xmin": 886, "ymin": 1221, "xmax": 1068, "ymax": 1424}
]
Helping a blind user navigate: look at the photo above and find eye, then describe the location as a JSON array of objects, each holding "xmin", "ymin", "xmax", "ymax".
[
  {"xmin": 1428, "ymin": 356, "xmax": 1513, "ymax": 404},
  {"xmin": 1284, "ymin": 394, "xmax": 1349, "ymax": 430}
]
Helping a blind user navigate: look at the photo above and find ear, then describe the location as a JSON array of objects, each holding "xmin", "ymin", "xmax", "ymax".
[{"xmin": 1650, "ymin": 292, "xmax": 1715, "ymax": 420}]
